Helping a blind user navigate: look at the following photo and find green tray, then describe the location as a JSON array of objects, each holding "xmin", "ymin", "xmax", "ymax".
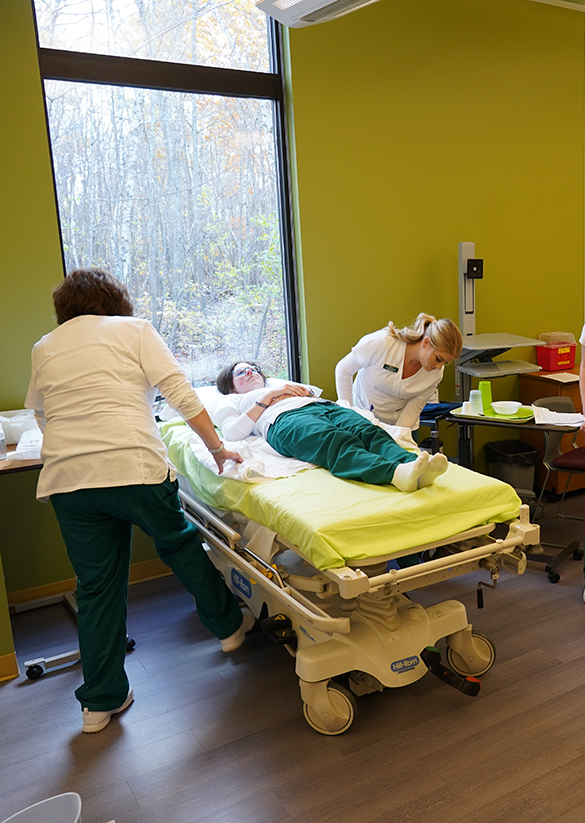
[{"xmin": 452, "ymin": 405, "xmax": 534, "ymax": 422}]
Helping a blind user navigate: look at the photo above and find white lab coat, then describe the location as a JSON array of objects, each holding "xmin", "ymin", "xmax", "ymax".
[
  {"xmin": 25, "ymin": 315, "xmax": 204, "ymax": 500},
  {"xmin": 335, "ymin": 327, "xmax": 443, "ymax": 429}
]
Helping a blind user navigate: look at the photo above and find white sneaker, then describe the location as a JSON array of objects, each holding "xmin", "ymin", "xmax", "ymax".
[
  {"xmin": 220, "ymin": 608, "xmax": 255, "ymax": 652},
  {"xmin": 82, "ymin": 688, "xmax": 134, "ymax": 734}
]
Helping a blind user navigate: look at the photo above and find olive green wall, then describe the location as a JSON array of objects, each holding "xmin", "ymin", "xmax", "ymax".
[
  {"xmin": 0, "ymin": 0, "xmax": 64, "ymax": 661},
  {"xmin": 288, "ymin": 0, "xmax": 585, "ymax": 401}
]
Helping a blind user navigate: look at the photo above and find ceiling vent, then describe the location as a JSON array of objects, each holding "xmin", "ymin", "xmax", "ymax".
[{"xmin": 256, "ymin": 0, "xmax": 381, "ymax": 27}]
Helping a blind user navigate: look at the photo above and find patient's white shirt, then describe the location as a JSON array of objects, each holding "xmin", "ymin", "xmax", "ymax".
[
  {"xmin": 213, "ymin": 388, "xmax": 320, "ymax": 440},
  {"xmin": 335, "ymin": 327, "xmax": 443, "ymax": 430},
  {"xmin": 25, "ymin": 315, "xmax": 204, "ymax": 500}
]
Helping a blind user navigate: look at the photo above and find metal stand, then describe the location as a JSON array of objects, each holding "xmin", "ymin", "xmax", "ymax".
[
  {"xmin": 456, "ymin": 241, "xmax": 544, "ymax": 402},
  {"xmin": 10, "ymin": 591, "xmax": 135, "ymax": 680}
]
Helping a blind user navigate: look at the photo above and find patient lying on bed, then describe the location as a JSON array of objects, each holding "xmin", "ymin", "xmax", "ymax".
[{"xmin": 213, "ymin": 362, "xmax": 448, "ymax": 493}]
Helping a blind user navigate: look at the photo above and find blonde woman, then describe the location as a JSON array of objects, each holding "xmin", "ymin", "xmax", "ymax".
[{"xmin": 335, "ymin": 314, "xmax": 463, "ymax": 430}]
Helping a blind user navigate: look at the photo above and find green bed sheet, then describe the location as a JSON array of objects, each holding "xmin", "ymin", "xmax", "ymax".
[{"xmin": 160, "ymin": 420, "xmax": 521, "ymax": 571}]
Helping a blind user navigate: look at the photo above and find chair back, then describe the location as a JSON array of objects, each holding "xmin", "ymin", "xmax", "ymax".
[
  {"xmin": 532, "ymin": 396, "xmax": 576, "ymax": 467},
  {"xmin": 0, "ymin": 793, "xmax": 82, "ymax": 823}
]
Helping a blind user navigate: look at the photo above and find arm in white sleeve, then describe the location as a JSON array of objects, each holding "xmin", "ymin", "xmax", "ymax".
[
  {"xmin": 396, "ymin": 367, "xmax": 445, "ymax": 430},
  {"xmin": 214, "ymin": 401, "xmax": 257, "ymax": 441},
  {"xmin": 395, "ymin": 395, "xmax": 428, "ymax": 431},
  {"xmin": 335, "ymin": 352, "xmax": 360, "ymax": 403},
  {"xmin": 156, "ymin": 371, "xmax": 204, "ymax": 420},
  {"xmin": 25, "ymin": 362, "xmax": 47, "ymax": 432}
]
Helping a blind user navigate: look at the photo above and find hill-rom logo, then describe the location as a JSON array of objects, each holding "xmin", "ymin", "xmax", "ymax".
[
  {"xmin": 231, "ymin": 569, "xmax": 252, "ymax": 599},
  {"xmin": 391, "ymin": 656, "xmax": 419, "ymax": 673}
]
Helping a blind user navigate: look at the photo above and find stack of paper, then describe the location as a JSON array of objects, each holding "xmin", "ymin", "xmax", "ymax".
[{"xmin": 531, "ymin": 406, "xmax": 584, "ymax": 427}]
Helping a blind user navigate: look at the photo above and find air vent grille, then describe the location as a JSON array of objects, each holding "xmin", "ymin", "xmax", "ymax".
[{"xmin": 300, "ymin": 0, "xmax": 377, "ymax": 22}]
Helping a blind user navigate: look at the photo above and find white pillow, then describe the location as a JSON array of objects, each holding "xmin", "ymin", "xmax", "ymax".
[
  {"xmin": 193, "ymin": 384, "xmax": 225, "ymax": 418},
  {"xmin": 160, "ymin": 379, "xmax": 323, "ymax": 421}
]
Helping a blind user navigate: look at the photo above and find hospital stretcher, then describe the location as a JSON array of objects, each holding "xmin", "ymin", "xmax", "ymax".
[{"xmin": 160, "ymin": 419, "xmax": 540, "ymax": 735}]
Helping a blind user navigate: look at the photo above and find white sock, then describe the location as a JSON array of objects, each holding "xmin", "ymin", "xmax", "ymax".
[
  {"xmin": 391, "ymin": 452, "xmax": 430, "ymax": 493},
  {"xmin": 417, "ymin": 453, "xmax": 449, "ymax": 488}
]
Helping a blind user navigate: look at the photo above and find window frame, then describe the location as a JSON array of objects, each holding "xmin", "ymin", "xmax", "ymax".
[{"xmin": 33, "ymin": 5, "xmax": 301, "ymax": 381}]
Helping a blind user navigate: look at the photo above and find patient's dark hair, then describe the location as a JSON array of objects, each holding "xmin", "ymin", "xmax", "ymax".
[
  {"xmin": 216, "ymin": 361, "xmax": 266, "ymax": 394},
  {"xmin": 53, "ymin": 268, "xmax": 134, "ymax": 325}
]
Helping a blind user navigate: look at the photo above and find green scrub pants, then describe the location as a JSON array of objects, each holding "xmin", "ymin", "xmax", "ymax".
[
  {"xmin": 51, "ymin": 476, "xmax": 243, "ymax": 712},
  {"xmin": 266, "ymin": 402, "xmax": 417, "ymax": 485}
]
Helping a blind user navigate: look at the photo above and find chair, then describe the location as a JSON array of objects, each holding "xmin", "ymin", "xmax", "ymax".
[
  {"xmin": 526, "ymin": 396, "xmax": 585, "ymax": 583},
  {"xmin": 418, "ymin": 402, "xmax": 459, "ymax": 454},
  {"xmin": 1, "ymin": 793, "xmax": 81, "ymax": 823},
  {"xmin": 533, "ymin": 396, "xmax": 585, "ymax": 519}
]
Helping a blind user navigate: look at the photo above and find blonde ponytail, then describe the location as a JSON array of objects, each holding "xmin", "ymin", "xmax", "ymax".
[{"xmin": 388, "ymin": 313, "xmax": 462, "ymax": 358}]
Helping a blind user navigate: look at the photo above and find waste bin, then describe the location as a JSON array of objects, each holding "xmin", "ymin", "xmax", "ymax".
[{"xmin": 484, "ymin": 440, "xmax": 538, "ymax": 492}]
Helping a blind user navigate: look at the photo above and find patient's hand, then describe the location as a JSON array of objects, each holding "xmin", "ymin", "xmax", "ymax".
[
  {"xmin": 213, "ymin": 448, "xmax": 243, "ymax": 472},
  {"xmin": 263, "ymin": 384, "xmax": 311, "ymax": 405}
]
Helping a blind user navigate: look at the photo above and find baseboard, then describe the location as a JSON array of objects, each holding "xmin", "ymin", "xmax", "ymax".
[
  {"xmin": 7, "ymin": 558, "xmax": 173, "ymax": 607},
  {"xmin": 129, "ymin": 558, "xmax": 173, "ymax": 585},
  {"xmin": 0, "ymin": 652, "xmax": 20, "ymax": 682}
]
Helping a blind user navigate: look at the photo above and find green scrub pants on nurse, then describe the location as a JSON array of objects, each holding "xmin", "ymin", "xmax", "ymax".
[
  {"xmin": 266, "ymin": 402, "xmax": 418, "ymax": 484},
  {"xmin": 51, "ymin": 476, "xmax": 243, "ymax": 712}
]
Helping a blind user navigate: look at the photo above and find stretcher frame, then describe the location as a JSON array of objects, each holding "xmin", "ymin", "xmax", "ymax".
[{"xmin": 178, "ymin": 480, "xmax": 540, "ymax": 735}]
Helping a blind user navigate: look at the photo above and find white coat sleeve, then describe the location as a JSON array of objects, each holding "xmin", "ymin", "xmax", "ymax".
[
  {"xmin": 395, "ymin": 378, "xmax": 441, "ymax": 430},
  {"xmin": 156, "ymin": 371, "xmax": 204, "ymax": 420},
  {"xmin": 395, "ymin": 395, "xmax": 428, "ymax": 430},
  {"xmin": 335, "ymin": 352, "xmax": 360, "ymax": 403},
  {"xmin": 24, "ymin": 347, "xmax": 47, "ymax": 431},
  {"xmin": 213, "ymin": 396, "xmax": 257, "ymax": 441}
]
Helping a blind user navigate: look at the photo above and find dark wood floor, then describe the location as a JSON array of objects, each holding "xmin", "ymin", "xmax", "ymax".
[{"xmin": 2, "ymin": 492, "xmax": 585, "ymax": 823}]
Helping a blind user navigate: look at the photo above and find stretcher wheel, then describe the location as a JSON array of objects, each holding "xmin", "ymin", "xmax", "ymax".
[
  {"xmin": 446, "ymin": 632, "xmax": 496, "ymax": 678},
  {"xmin": 26, "ymin": 664, "xmax": 44, "ymax": 680},
  {"xmin": 302, "ymin": 683, "xmax": 357, "ymax": 736},
  {"xmin": 573, "ymin": 548, "xmax": 584, "ymax": 561}
]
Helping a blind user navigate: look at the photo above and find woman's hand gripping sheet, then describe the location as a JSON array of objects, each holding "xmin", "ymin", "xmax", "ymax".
[
  {"xmin": 184, "ymin": 408, "xmax": 243, "ymax": 472},
  {"xmin": 188, "ymin": 433, "xmax": 316, "ymax": 482}
]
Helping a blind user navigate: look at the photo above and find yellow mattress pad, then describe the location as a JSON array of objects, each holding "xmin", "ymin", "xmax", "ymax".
[{"xmin": 160, "ymin": 420, "xmax": 521, "ymax": 571}]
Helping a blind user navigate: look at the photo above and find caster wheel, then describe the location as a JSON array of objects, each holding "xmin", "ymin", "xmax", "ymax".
[
  {"xmin": 303, "ymin": 683, "xmax": 357, "ymax": 736},
  {"xmin": 26, "ymin": 664, "xmax": 44, "ymax": 680},
  {"xmin": 446, "ymin": 631, "xmax": 496, "ymax": 677},
  {"xmin": 572, "ymin": 549, "xmax": 584, "ymax": 561},
  {"xmin": 548, "ymin": 571, "xmax": 561, "ymax": 584},
  {"xmin": 530, "ymin": 502, "xmax": 544, "ymax": 521},
  {"xmin": 126, "ymin": 637, "xmax": 136, "ymax": 651}
]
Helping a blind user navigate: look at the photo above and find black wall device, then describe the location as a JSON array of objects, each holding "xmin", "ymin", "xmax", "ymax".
[{"xmin": 465, "ymin": 259, "xmax": 484, "ymax": 279}]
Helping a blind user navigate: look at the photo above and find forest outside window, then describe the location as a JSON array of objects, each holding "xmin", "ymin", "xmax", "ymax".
[{"xmin": 33, "ymin": 0, "xmax": 298, "ymax": 384}]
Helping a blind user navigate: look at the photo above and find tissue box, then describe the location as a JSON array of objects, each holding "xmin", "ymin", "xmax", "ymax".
[{"xmin": 536, "ymin": 343, "xmax": 576, "ymax": 372}]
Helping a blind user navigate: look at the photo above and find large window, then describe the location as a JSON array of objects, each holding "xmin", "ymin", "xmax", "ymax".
[{"xmin": 33, "ymin": 0, "xmax": 298, "ymax": 385}]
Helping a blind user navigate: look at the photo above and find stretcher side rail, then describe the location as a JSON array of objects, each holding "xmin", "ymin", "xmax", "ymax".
[
  {"xmin": 180, "ymin": 488, "xmax": 534, "ymax": 610},
  {"xmin": 332, "ymin": 505, "xmax": 537, "ymax": 597},
  {"xmin": 178, "ymin": 489, "xmax": 242, "ymax": 549},
  {"xmin": 179, "ymin": 490, "xmax": 353, "ymax": 634},
  {"xmin": 357, "ymin": 537, "xmax": 527, "ymax": 594}
]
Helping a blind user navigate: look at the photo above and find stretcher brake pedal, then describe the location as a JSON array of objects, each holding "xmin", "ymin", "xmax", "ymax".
[
  {"xmin": 421, "ymin": 646, "xmax": 481, "ymax": 697},
  {"xmin": 261, "ymin": 614, "xmax": 297, "ymax": 648}
]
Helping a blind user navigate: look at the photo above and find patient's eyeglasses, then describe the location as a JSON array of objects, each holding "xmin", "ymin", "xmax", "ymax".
[{"xmin": 233, "ymin": 366, "xmax": 261, "ymax": 378}]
